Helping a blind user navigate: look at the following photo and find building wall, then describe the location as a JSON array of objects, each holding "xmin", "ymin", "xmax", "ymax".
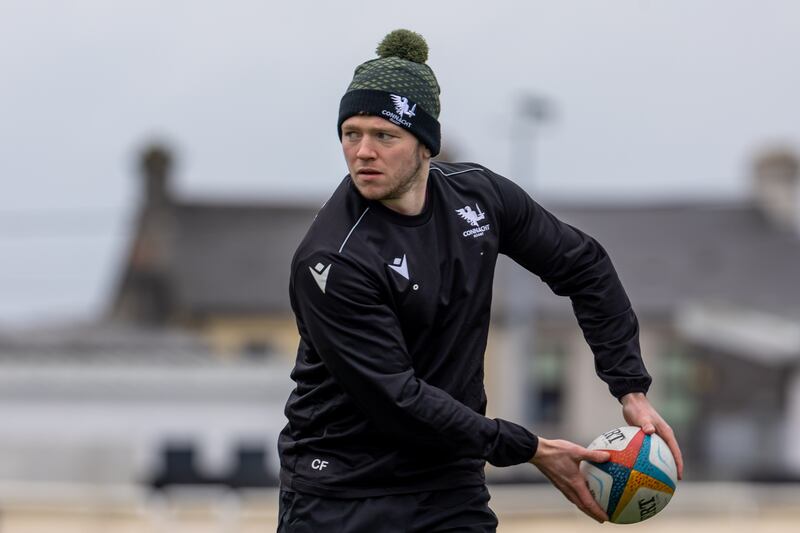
[
  {"xmin": 487, "ymin": 315, "xmax": 697, "ymax": 445},
  {"xmin": 187, "ymin": 314, "xmax": 299, "ymax": 360},
  {"xmin": 0, "ymin": 358, "xmax": 294, "ymax": 485}
]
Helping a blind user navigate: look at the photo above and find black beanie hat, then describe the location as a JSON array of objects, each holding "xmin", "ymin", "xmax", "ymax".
[{"xmin": 338, "ymin": 29, "xmax": 441, "ymax": 156}]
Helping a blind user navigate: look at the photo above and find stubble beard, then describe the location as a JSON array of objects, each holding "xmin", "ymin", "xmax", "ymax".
[{"xmin": 379, "ymin": 150, "xmax": 425, "ymax": 202}]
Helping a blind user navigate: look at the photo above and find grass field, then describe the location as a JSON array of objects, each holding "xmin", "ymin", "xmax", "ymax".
[{"xmin": 1, "ymin": 482, "xmax": 798, "ymax": 532}]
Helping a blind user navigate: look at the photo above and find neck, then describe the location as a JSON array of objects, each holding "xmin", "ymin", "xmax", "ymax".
[{"xmin": 381, "ymin": 161, "xmax": 430, "ymax": 216}]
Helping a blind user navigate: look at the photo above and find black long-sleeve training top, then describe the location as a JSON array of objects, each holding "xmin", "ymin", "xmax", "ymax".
[{"xmin": 278, "ymin": 162, "xmax": 651, "ymax": 498}]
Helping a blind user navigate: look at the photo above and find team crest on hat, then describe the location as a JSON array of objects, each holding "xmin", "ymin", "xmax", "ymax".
[
  {"xmin": 381, "ymin": 94, "xmax": 415, "ymax": 128},
  {"xmin": 390, "ymin": 94, "xmax": 416, "ymax": 119}
]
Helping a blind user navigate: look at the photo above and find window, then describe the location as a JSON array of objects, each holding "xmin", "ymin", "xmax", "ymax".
[{"xmin": 527, "ymin": 342, "xmax": 566, "ymax": 424}]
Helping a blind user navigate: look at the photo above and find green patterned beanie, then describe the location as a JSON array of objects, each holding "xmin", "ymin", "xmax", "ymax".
[{"xmin": 338, "ymin": 29, "xmax": 441, "ymax": 156}]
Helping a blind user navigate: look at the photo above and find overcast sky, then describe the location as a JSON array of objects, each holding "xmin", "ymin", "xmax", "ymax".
[{"xmin": 1, "ymin": 1, "xmax": 799, "ymax": 325}]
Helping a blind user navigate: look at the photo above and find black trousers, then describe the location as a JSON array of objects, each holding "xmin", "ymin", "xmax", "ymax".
[{"xmin": 276, "ymin": 485, "xmax": 498, "ymax": 533}]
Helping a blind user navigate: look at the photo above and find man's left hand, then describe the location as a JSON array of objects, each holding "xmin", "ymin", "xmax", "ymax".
[{"xmin": 620, "ymin": 392, "xmax": 684, "ymax": 480}]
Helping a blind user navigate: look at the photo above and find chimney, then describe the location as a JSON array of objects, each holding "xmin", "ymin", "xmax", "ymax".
[
  {"xmin": 753, "ymin": 148, "xmax": 800, "ymax": 235},
  {"xmin": 139, "ymin": 144, "xmax": 173, "ymax": 207}
]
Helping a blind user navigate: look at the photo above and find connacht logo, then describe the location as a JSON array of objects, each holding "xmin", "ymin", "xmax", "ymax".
[
  {"xmin": 390, "ymin": 94, "xmax": 416, "ymax": 118},
  {"xmin": 456, "ymin": 204, "xmax": 491, "ymax": 239},
  {"xmin": 381, "ymin": 94, "xmax": 415, "ymax": 128},
  {"xmin": 309, "ymin": 262, "xmax": 331, "ymax": 293},
  {"xmin": 455, "ymin": 204, "xmax": 486, "ymax": 227}
]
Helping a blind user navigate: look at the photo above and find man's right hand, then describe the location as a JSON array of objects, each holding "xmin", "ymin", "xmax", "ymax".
[{"xmin": 529, "ymin": 437, "xmax": 610, "ymax": 523}]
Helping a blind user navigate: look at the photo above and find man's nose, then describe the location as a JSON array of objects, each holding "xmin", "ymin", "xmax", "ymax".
[{"xmin": 356, "ymin": 138, "xmax": 377, "ymax": 159}]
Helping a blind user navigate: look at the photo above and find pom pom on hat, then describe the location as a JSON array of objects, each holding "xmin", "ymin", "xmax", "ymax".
[{"xmin": 376, "ymin": 29, "xmax": 429, "ymax": 64}]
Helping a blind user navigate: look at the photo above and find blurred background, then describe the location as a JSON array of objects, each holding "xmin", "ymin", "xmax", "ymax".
[{"xmin": 1, "ymin": 0, "xmax": 800, "ymax": 531}]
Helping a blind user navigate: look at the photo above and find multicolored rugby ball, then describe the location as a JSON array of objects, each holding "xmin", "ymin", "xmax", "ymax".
[{"xmin": 580, "ymin": 426, "xmax": 677, "ymax": 524}]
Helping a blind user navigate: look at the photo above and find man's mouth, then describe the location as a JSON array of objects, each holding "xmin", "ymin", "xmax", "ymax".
[{"xmin": 356, "ymin": 168, "xmax": 383, "ymax": 181}]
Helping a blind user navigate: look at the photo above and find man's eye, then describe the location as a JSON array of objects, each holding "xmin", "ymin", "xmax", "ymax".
[
  {"xmin": 344, "ymin": 132, "xmax": 360, "ymax": 140},
  {"xmin": 377, "ymin": 133, "xmax": 394, "ymax": 140}
]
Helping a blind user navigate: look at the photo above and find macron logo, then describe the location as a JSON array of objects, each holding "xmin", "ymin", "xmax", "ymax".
[
  {"xmin": 309, "ymin": 262, "xmax": 331, "ymax": 293},
  {"xmin": 388, "ymin": 254, "xmax": 409, "ymax": 280}
]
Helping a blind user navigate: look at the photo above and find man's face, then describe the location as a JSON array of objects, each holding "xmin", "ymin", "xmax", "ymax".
[{"xmin": 341, "ymin": 115, "xmax": 430, "ymax": 202}]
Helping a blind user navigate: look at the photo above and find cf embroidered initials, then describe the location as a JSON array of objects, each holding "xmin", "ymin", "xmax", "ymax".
[{"xmin": 311, "ymin": 458, "xmax": 329, "ymax": 471}]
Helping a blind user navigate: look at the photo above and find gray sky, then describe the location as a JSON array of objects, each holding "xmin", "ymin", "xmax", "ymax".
[{"xmin": 1, "ymin": 0, "xmax": 799, "ymax": 325}]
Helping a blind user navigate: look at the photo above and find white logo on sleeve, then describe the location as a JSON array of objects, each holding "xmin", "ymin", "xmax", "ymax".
[
  {"xmin": 455, "ymin": 204, "xmax": 491, "ymax": 238},
  {"xmin": 387, "ymin": 254, "xmax": 409, "ymax": 280},
  {"xmin": 309, "ymin": 262, "xmax": 331, "ymax": 293}
]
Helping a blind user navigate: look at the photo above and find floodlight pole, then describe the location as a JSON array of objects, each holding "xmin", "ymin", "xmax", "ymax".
[
  {"xmin": 502, "ymin": 93, "xmax": 554, "ymax": 427},
  {"xmin": 512, "ymin": 93, "xmax": 552, "ymax": 191}
]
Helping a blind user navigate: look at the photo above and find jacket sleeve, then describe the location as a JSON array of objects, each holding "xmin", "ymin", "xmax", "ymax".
[
  {"xmin": 491, "ymin": 172, "xmax": 652, "ymax": 399},
  {"xmin": 291, "ymin": 252, "xmax": 538, "ymax": 467}
]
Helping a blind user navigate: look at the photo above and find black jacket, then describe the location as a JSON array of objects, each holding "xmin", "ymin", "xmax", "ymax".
[{"xmin": 278, "ymin": 162, "xmax": 651, "ymax": 497}]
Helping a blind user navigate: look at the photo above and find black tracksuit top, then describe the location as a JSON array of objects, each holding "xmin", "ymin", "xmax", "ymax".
[{"xmin": 279, "ymin": 162, "xmax": 651, "ymax": 498}]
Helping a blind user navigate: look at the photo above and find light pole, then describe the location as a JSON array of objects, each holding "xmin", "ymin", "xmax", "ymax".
[
  {"xmin": 502, "ymin": 93, "xmax": 555, "ymax": 428},
  {"xmin": 512, "ymin": 93, "xmax": 554, "ymax": 191}
]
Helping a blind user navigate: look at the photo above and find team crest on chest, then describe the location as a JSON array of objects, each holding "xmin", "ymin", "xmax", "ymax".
[{"xmin": 455, "ymin": 203, "xmax": 491, "ymax": 238}]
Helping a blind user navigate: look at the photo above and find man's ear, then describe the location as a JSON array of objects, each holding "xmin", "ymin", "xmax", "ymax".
[{"xmin": 420, "ymin": 143, "xmax": 432, "ymax": 160}]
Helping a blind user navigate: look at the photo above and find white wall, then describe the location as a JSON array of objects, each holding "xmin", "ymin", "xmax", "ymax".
[{"xmin": 0, "ymin": 358, "xmax": 294, "ymax": 484}]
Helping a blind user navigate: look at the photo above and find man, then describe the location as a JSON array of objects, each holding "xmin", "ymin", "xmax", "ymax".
[{"xmin": 277, "ymin": 29, "xmax": 683, "ymax": 532}]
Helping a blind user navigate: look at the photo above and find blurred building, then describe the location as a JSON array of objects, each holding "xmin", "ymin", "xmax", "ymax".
[
  {"xmin": 505, "ymin": 147, "xmax": 800, "ymax": 481},
  {"xmin": 108, "ymin": 144, "xmax": 313, "ymax": 359},
  {"xmin": 2, "ymin": 144, "xmax": 799, "ymax": 488},
  {"xmin": 0, "ymin": 322, "xmax": 292, "ymax": 487},
  {"xmin": 0, "ymin": 145, "xmax": 303, "ymax": 488}
]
